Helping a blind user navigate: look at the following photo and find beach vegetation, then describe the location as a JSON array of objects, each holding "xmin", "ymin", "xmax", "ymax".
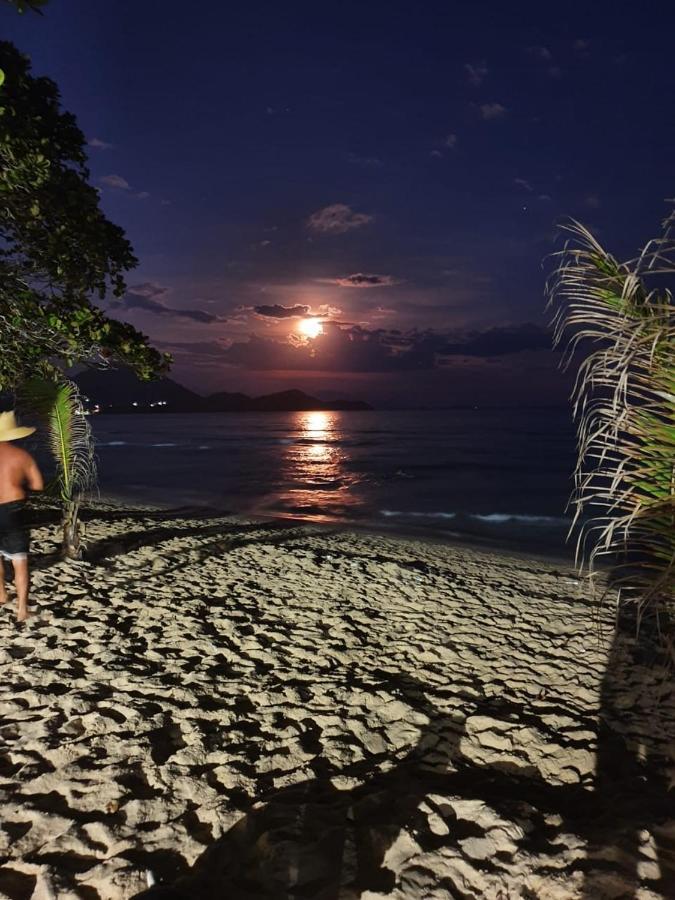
[
  {"xmin": 0, "ymin": 41, "xmax": 169, "ymax": 391},
  {"xmin": 548, "ymin": 210, "xmax": 675, "ymax": 645},
  {"xmin": 0, "ymin": 40, "xmax": 169, "ymax": 555},
  {"xmin": 19, "ymin": 377, "xmax": 96, "ymax": 558}
]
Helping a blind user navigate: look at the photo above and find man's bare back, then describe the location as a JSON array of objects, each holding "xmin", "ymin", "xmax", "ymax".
[
  {"xmin": 0, "ymin": 442, "xmax": 44, "ymax": 502},
  {"xmin": 0, "ymin": 430, "xmax": 43, "ymax": 622}
]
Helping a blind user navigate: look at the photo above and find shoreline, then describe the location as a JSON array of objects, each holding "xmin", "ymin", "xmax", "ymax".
[
  {"xmin": 74, "ymin": 493, "xmax": 577, "ymax": 567},
  {"xmin": 1, "ymin": 502, "xmax": 672, "ymax": 898}
]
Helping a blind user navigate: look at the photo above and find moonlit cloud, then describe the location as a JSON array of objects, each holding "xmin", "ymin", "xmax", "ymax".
[
  {"xmin": 253, "ymin": 304, "xmax": 311, "ymax": 319},
  {"xmin": 307, "ymin": 203, "xmax": 374, "ymax": 234},
  {"xmin": 88, "ymin": 137, "xmax": 114, "ymax": 150},
  {"xmin": 324, "ymin": 273, "xmax": 400, "ymax": 289},
  {"xmin": 111, "ymin": 282, "xmax": 226, "ymax": 323},
  {"xmin": 480, "ymin": 103, "xmax": 508, "ymax": 121},
  {"xmin": 528, "ymin": 46, "xmax": 553, "ymax": 61},
  {"xmin": 347, "ymin": 153, "xmax": 383, "ymax": 168},
  {"xmin": 167, "ymin": 323, "xmax": 556, "ymax": 374},
  {"xmin": 465, "ymin": 61, "xmax": 488, "ymax": 87},
  {"xmin": 514, "ymin": 177, "xmax": 534, "ymax": 192},
  {"xmin": 444, "ymin": 133, "xmax": 458, "ymax": 149},
  {"xmin": 99, "ymin": 174, "xmax": 131, "ymax": 190}
]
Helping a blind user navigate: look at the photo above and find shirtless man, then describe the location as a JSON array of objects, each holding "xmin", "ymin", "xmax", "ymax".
[{"xmin": 0, "ymin": 411, "xmax": 44, "ymax": 622}]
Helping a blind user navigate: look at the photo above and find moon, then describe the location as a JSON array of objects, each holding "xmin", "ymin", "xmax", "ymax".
[{"xmin": 298, "ymin": 318, "xmax": 323, "ymax": 339}]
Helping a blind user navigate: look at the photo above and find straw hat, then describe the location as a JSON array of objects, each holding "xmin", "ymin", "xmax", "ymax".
[{"xmin": 0, "ymin": 411, "xmax": 36, "ymax": 442}]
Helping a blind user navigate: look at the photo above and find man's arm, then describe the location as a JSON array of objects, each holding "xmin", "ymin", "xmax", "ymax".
[{"xmin": 25, "ymin": 455, "xmax": 44, "ymax": 492}]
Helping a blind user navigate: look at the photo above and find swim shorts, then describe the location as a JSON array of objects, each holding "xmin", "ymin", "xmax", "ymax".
[{"xmin": 0, "ymin": 501, "xmax": 29, "ymax": 560}]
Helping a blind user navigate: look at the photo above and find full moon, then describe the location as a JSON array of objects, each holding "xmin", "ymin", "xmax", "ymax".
[{"xmin": 298, "ymin": 318, "xmax": 323, "ymax": 339}]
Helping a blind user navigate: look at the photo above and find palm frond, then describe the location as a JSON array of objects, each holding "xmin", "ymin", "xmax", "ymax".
[
  {"xmin": 547, "ymin": 212, "xmax": 675, "ymax": 626},
  {"xmin": 19, "ymin": 377, "xmax": 97, "ymax": 502}
]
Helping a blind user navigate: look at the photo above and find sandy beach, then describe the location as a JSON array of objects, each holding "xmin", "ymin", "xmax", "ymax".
[{"xmin": 0, "ymin": 505, "xmax": 673, "ymax": 899}]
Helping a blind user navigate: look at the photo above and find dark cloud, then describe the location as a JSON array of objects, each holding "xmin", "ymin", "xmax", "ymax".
[
  {"xmin": 111, "ymin": 282, "xmax": 226, "ymax": 324},
  {"xmin": 480, "ymin": 102, "xmax": 508, "ymax": 120},
  {"xmin": 438, "ymin": 324, "xmax": 553, "ymax": 357},
  {"xmin": 158, "ymin": 339, "xmax": 232, "ymax": 357},
  {"xmin": 307, "ymin": 203, "xmax": 374, "ymax": 234},
  {"xmin": 326, "ymin": 273, "xmax": 399, "ymax": 288},
  {"xmin": 170, "ymin": 322, "xmax": 555, "ymax": 374},
  {"xmin": 528, "ymin": 45, "xmax": 553, "ymax": 61},
  {"xmin": 88, "ymin": 137, "xmax": 114, "ymax": 150},
  {"xmin": 99, "ymin": 173, "xmax": 130, "ymax": 190},
  {"xmin": 347, "ymin": 153, "xmax": 383, "ymax": 168},
  {"xmin": 465, "ymin": 61, "xmax": 488, "ymax": 87},
  {"xmin": 253, "ymin": 304, "xmax": 311, "ymax": 319}
]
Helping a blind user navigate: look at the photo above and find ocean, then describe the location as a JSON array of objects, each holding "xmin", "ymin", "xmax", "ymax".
[{"xmin": 85, "ymin": 408, "xmax": 578, "ymax": 557}]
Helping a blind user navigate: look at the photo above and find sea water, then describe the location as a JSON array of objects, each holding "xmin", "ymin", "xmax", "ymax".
[{"xmin": 82, "ymin": 408, "xmax": 577, "ymax": 556}]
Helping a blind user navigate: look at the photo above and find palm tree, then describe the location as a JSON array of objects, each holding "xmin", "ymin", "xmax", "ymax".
[
  {"xmin": 20, "ymin": 376, "xmax": 97, "ymax": 559},
  {"xmin": 547, "ymin": 208, "xmax": 675, "ymax": 643}
]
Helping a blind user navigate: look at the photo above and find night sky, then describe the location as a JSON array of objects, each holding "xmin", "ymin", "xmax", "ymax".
[{"xmin": 3, "ymin": 1, "xmax": 674, "ymax": 406}]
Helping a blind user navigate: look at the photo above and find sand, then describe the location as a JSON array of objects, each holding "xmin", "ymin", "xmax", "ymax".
[{"xmin": 0, "ymin": 506, "xmax": 673, "ymax": 899}]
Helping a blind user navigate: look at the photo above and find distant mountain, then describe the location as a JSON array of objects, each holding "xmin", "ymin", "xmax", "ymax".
[
  {"xmin": 76, "ymin": 367, "xmax": 202, "ymax": 412},
  {"xmin": 75, "ymin": 368, "xmax": 373, "ymax": 413}
]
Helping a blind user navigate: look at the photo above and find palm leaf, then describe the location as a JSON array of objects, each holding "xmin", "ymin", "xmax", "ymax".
[
  {"xmin": 19, "ymin": 376, "xmax": 97, "ymax": 502},
  {"xmin": 547, "ymin": 210, "xmax": 675, "ymax": 630}
]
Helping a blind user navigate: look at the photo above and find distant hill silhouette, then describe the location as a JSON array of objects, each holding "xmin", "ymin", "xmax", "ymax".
[{"xmin": 75, "ymin": 368, "xmax": 372, "ymax": 413}]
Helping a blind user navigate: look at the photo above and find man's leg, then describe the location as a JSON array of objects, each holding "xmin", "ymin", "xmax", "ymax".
[
  {"xmin": 13, "ymin": 556, "xmax": 31, "ymax": 622},
  {"xmin": 0, "ymin": 558, "xmax": 6, "ymax": 605}
]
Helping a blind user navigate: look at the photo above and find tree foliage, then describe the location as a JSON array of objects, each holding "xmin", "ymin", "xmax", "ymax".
[
  {"xmin": 0, "ymin": 41, "xmax": 170, "ymax": 391},
  {"xmin": 548, "ymin": 210, "xmax": 675, "ymax": 639},
  {"xmin": 2, "ymin": 0, "xmax": 49, "ymax": 13}
]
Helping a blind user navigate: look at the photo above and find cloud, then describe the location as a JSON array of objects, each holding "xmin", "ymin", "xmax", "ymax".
[
  {"xmin": 465, "ymin": 61, "xmax": 488, "ymax": 87},
  {"xmin": 584, "ymin": 194, "xmax": 601, "ymax": 209},
  {"xmin": 88, "ymin": 137, "xmax": 114, "ymax": 150},
  {"xmin": 316, "ymin": 304, "xmax": 342, "ymax": 317},
  {"xmin": 480, "ymin": 103, "xmax": 508, "ymax": 121},
  {"xmin": 437, "ymin": 324, "xmax": 553, "ymax": 358},
  {"xmin": 528, "ymin": 46, "xmax": 553, "ymax": 61},
  {"xmin": 348, "ymin": 153, "xmax": 383, "ymax": 168},
  {"xmin": 99, "ymin": 174, "xmax": 131, "ymax": 190},
  {"xmin": 136, "ymin": 191, "xmax": 151, "ymax": 200},
  {"xmin": 175, "ymin": 322, "xmax": 555, "ymax": 374},
  {"xmin": 307, "ymin": 203, "xmax": 374, "ymax": 234},
  {"xmin": 111, "ymin": 282, "xmax": 226, "ymax": 323},
  {"xmin": 158, "ymin": 339, "xmax": 233, "ymax": 358},
  {"xmin": 574, "ymin": 38, "xmax": 591, "ymax": 52},
  {"xmin": 325, "ymin": 273, "xmax": 400, "ymax": 289},
  {"xmin": 514, "ymin": 177, "xmax": 534, "ymax": 192},
  {"xmin": 253, "ymin": 304, "xmax": 311, "ymax": 319},
  {"xmin": 431, "ymin": 133, "xmax": 458, "ymax": 159}
]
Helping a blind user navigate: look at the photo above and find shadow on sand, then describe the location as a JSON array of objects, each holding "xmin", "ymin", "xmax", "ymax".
[
  {"xmin": 579, "ymin": 607, "xmax": 675, "ymax": 898},
  {"xmin": 129, "ymin": 654, "xmax": 674, "ymax": 900}
]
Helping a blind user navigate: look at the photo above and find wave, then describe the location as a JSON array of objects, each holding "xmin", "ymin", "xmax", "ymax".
[
  {"xmin": 472, "ymin": 513, "xmax": 566, "ymax": 525},
  {"xmin": 98, "ymin": 440, "xmax": 128, "ymax": 447},
  {"xmin": 381, "ymin": 509, "xmax": 457, "ymax": 520},
  {"xmin": 380, "ymin": 509, "xmax": 569, "ymax": 526}
]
